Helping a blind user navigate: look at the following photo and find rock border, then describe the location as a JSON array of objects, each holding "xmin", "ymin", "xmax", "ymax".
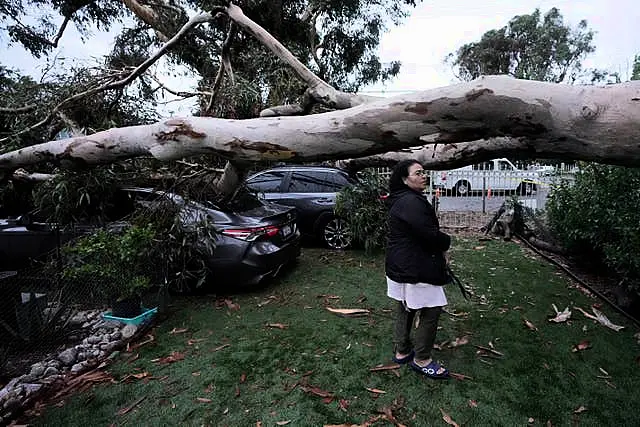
[{"xmin": 0, "ymin": 309, "xmax": 152, "ymax": 424}]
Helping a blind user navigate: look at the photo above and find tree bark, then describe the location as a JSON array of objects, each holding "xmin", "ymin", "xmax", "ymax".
[
  {"xmin": 335, "ymin": 137, "xmax": 524, "ymax": 171},
  {"xmin": 1, "ymin": 76, "xmax": 640, "ymax": 175}
]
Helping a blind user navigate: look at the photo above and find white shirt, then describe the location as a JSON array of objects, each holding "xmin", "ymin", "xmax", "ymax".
[{"xmin": 386, "ymin": 276, "xmax": 447, "ymax": 309}]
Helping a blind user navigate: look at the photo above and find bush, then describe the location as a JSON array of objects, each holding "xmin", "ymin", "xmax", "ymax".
[
  {"xmin": 32, "ymin": 168, "xmax": 121, "ymax": 225},
  {"xmin": 132, "ymin": 200, "xmax": 216, "ymax": 293},
  {"xmin": 61, "ymin": 224, "xmax": 156, "ymax": 303},
  {"xmin": 546, "ymin": 164, "xmax": 640, "ymax": 291},
  {"xmin": 335, "ymin": 169, "xmax": 388, "ymax": 253}
]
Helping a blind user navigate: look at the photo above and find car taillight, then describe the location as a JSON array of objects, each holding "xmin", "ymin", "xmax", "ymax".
[{"xmin": 222, "ymin": 225, "xmax": 280, "ymax": 241}]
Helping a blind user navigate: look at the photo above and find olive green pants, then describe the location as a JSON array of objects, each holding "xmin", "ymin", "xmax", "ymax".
[{"xmin": 393, "ymin": 301, "xmax": 442, "ymax": 361}]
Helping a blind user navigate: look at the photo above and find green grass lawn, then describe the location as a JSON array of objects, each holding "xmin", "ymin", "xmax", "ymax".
[{"xmin": 31, "ymin": 236, "xmax": 640, "ymax": 426}]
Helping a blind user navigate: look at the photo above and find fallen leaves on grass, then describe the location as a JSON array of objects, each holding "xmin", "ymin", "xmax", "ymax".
[
  {"xmin": 266, "ymin": 323, "xmax": 289, "ymax": 329},
  {"xmin": 369, "ymin": 364, "xmax": 400, "ymax": 372},
  {"xmin": 117, "ymin": 396, "xmax": 146, "ymax": 416},
  {"xmin": 326, "ymin": 307, "xmax": 369, "ymax": 317},
  {"xmin": 450, "ymin": 372, "xmax": 473, "ymax": 381},
  {"xmin": 300, "ymin": 384, "xmax": 334, "ymax": 400},
  {"xmin": 524, "ymin": 319, "xmax": 538, "ymax": 331},
  {"xmin": 49, "ymin": 369, "xmax": 115, "ymax": 403},
  {"xmin": 221, "ymin": 299, "xmax": 240, "ymax": 311},
  {"xmin": 317, "ymin": 294, "xmax": 341, "ymax": 300},
  {"xmin": 240, "ymin": 373, "xmax": 247, "ymax": 383},
  {"xmin": 549, "ymin": 304, "xmax": 571, "ymax": 323},
  {"xmin": 443, "ymin": 309, "xmax": 469, "ymax": 318},
  {"xmin": 468, "ymin": 400, "xmax": 478, "ymax": 408},
  {"xmin": 440, "ymin": 408, "xmax": 460, "ymax": 427},
  {"xmin": 572, "ymin": 340, "xmax": 591, "ymax": 352},
  {"xmin": 573, "ymin": 406, "xmax": 587, "ymax": 414},
  {"xmin": 257, "ymin": 295, "xmax": 278, "ymax": 307},
  {"xmin": 120, "ymin": 371, "xmax": 150, "ymax": 382},
  {"xmin": 576, "ymin": 307, "xmax": 624, "ymax": 331},
  {"xmin": 152, "ymin": 351, "xmax": 185, "ymax": 364},
  {"xmin": 448, "ymin": 336, "xmax": 470, "ymax": 348},
  {"xmin": 474, "ymin": 344, "xmax": 504, "ymax": 357},
  {"xmin": 127, "ymin": 334, "xmax": 155, "ymax": 351},
  {"xmin": 338, "ymin": 399, "xmax": 350, "ymax": 411},
  {"xmin": 213, "ymin": 343, "xmax": 230, "ymax": 352},
  {"xmin": 380, "ymin": 403, "xmax": 405, "ymax": 426},
  {"xmin": 169, "ymin": 327, "xmax": 188, "ymax": 334}
]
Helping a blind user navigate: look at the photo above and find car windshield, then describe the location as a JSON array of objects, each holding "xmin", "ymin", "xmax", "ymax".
[{"xmin": 205, "ymin": 185, "xmax": 264, "ymax": 212}]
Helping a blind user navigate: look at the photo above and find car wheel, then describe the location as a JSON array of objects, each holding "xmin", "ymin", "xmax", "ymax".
[
  {"xmin": 517, "ymin": 181, "xmax": 535, "ymax": 196},
  {"xmin": 321, "ymin": 216, "xmax": 352, "ymax": 250},
  {"xmin": 455, "ymin": 180, "xmax": 471, "ymax": 196}
]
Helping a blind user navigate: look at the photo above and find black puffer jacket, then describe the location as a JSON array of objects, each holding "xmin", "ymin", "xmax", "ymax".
[{"xmin": 385, "ymin": 188, "xmax": 451, "ymax": 285}]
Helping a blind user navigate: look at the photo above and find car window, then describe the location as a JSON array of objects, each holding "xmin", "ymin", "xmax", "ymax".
[
  {"xmin": 246, "ymin": 171, "xmax": 285, "ymax": 193},
  {"xmin": 498, "ymin": 161, "xmax": 513, "ymax": 171},
  {"xmin": 225, "ymin": 186, "xmax": 264, "ymax": 211},
  {"xmin": 323, "ymin": 171, "xmax": 352, "ymax": 191},
  {"xmin": 287, "ymin": 171, "xmax": 329, "ymax": 193}
]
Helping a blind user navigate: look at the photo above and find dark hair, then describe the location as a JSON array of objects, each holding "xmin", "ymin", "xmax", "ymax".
[{"xmin": 389, "ymin": 160, "xmax": 422, "ymax": 193}]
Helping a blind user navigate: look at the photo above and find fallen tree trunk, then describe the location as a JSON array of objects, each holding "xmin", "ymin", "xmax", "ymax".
[{"xmin": 1, "ymin": 76, "xmax": 640, "ymax": 176}]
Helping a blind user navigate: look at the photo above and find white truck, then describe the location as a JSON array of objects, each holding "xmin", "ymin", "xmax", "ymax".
[{"xmin": 431, "ymin": 158, "xmax": 539, "ymax": 196}]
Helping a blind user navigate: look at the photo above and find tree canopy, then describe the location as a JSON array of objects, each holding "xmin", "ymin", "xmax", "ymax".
[
  {"xmin": 632, "ymin": 55, "xmax": 640, "ymax": 81},
  {"xmin": 448, "ymin": 7, "xmax": 595, "ymax": 83}
]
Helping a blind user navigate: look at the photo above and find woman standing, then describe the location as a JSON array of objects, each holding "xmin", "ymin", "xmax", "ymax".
[{"xmin": 385, "ymin": 160, "xmax": 451, "ymax": 379}]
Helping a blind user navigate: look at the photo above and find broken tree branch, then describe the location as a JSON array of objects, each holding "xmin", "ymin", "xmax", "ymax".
[
  {"xmin": 0, "ymin": 10, "xmax": 219, "ymax": 144},
  {"xmin": 151, "ymin": 76, "xmax": 213, "ymax": 99},
  {"xmin": 224, "ymin": 3, "xmax": 377, "ymax": 116},
  {"xmin": 122, "ymin": 0, "xmax": 169, "ymax": 41},
  {"xmin": 336, "ymin": 137, "xmax": 528, "ymax": 171},
  {"xmin": 0, "ymin": 105, "xmax": 37, "ymax": 114},
  {"xmin": 205, "ymin": 21, "xmax": 237, "ymax": 115}
]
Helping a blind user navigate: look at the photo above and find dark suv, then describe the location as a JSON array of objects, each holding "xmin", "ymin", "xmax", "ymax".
[{"xmin": 245, "ymin": 166, "xmax": 355, "ymax": 249}]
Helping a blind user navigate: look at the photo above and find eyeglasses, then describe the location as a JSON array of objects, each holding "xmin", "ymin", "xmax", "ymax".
[{"xmin": 411, "ymin": 169, "xmax": 427, "ymax": 177}]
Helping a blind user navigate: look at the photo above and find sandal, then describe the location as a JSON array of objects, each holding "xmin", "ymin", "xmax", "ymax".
[
  {"xmin": 392, "ymin": 350, "xmax": 415, "ymax": 364},
  {"xmin": 409, "ymin": 360, "xmax": 450, "ymax": 379}
]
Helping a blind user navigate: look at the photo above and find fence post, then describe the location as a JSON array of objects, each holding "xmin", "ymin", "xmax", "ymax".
[{"xmin": 482, "ymin": 176, "xmax": 487, "ymax": 214}]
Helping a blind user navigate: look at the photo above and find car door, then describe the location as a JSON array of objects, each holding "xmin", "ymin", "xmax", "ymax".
[
  {"xmin": 272, "ymin": 170, "xmax": 336, "ymax": 235},
  {"xmin": 245, "ymin": 170, "xmax": 288, "ymax": 203}
]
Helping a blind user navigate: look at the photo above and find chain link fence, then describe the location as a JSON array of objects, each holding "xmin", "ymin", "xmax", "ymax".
[{"xmin": 0, "ymin": 226, "xmax": 167, "ymax": 383}]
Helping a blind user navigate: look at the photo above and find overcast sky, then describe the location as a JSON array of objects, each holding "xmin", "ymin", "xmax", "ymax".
[{"xmin": 2, "ymin": 0, "xmax": 639, "ymax": 115}]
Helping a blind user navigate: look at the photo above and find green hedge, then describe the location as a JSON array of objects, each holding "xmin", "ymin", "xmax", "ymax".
[{"xmin": 546, "ymin": 164, "xmax": 640, "ymax": 291}]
